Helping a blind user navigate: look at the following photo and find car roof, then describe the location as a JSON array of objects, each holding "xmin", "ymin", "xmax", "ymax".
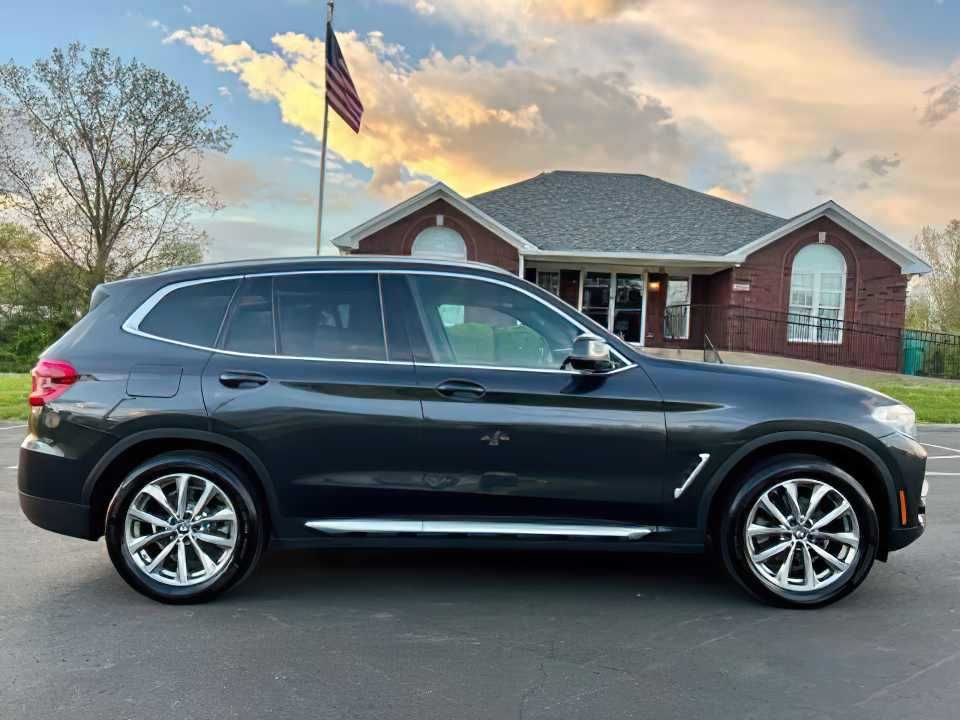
[{"xmin": 104, "ymin": 255, "xmax": 513, "ymax": 288}]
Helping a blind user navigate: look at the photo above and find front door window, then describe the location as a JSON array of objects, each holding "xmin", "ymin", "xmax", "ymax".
[{"xmin": 407, "ymin": 274, "xmax": 591, "ymax": 370}]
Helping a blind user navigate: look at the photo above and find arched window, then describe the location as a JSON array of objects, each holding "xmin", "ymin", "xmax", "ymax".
[
  {"xmin": 788, "ymin": 243, "xmax": 846, "ymax": 343},
  {"xmin": 411, "ymin": 226, "xmax": 467, "ymax": 260}
]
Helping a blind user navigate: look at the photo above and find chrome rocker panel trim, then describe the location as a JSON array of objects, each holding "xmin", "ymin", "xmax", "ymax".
[{"xmin": 305, "ymin": 519, "xmax": 653, "ymax": 540}]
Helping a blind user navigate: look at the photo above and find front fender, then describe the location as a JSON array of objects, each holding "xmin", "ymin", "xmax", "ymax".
[{"xmin": 695, "ymin": 430, "xmax": 898, "ymax": 538}]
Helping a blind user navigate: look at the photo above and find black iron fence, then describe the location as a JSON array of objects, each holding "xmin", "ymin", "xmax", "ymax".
[{"xmin": 662, "ymin": 304, "xmax": 960, "ymax": 379}]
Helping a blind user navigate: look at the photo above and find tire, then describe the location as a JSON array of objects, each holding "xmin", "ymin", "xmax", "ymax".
[
  {"xmin": 105, "ymin": 451, "xmax": 266, "ymax": 604},
  {"xmin": 719, "ymin": 454, "xmax": 879, "ymax": 608}
]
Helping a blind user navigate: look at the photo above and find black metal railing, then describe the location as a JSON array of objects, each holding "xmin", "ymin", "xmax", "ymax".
[
  {"xmin": 662, "ymin": 304, "xmax": 960, "ymax": 379},
  {"xmin": 703, "ymin": 333, "xmax": 723, "ymax": 364}
]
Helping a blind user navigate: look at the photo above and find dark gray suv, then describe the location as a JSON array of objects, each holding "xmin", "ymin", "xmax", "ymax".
[{"xmin": 18, "ymin": 256, "xmax": 927, "ymax": 606}]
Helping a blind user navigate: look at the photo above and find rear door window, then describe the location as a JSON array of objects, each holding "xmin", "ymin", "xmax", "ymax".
[
  {"xmin": 222, "ymin": 277, "xmax": 276, "ymax": 355},
  {"xmin": 275, "ymin": 273, "xmax": 386, "ymax": 360},
  {"xmin": 139, "ymin": 279, "xmax": 239, "ymax": 347}
]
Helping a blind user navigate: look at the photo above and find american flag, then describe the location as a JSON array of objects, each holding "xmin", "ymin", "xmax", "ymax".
[{"xmin": 325, "ymin": 23, "xmax": 363, "ymax": 133}]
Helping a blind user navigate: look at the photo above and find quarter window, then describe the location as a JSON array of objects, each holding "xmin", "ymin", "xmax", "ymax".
[
  {"xmin": 139, "ymin": 279, "xmax": 238, "ymax": 347},
  {"xmin": 275, "ymin": 273, "xmax": 386, "ymax": 360},
  {"xmin": 788, "ymin": 244, "xmax": 846, "ymax": 343},
  {"xmin": 406, "ymin": 275, "xmax": 596, "ymax": 370}
]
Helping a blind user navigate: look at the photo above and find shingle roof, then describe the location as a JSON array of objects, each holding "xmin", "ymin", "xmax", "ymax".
[{"xmin": 468, "ymin": 171, "xmax": 789, "ymax": 255}]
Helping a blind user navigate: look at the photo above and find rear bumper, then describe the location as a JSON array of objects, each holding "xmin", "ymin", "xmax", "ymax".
[
  {"xmin": 18, "ymin": 491, "xmax": 96, "ymax": 540},
  {"xmin": 18, "ymin": 434, "xmax": 97, "ymax": 540}
]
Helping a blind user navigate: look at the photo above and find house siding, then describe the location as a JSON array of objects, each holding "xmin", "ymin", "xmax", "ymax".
[
  {"xmin": 721, "ymin": 217, "xmax": 907, "ymax": 370},
  {"xmin": 351, "ymin": 199, "xmax": 520, "ymax": 273}
]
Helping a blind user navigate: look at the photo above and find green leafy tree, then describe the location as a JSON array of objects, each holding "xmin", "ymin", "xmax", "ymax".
[
  {"xmin": 0, "ymin": 223, "xmax": 84, "ymax": 370},
  {"xmin": 912, "ymin": 222, "xmax": 960, "ymax": 333},
  {"xmin": 0, "ymin": 43, "xmax": 231, "ymax": 298}
]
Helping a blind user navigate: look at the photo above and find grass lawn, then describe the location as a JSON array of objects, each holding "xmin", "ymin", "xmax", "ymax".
[
  {"xmin": 1, "ymin": 371, "xmax": 958, "ymax": 424},
  {"xmin": 0, "ymin": 373, "xmax": 30, "ymax": 422},
  {"xmin": 868, "ymin": 381, "xmax": 960, "ymax": 425}
]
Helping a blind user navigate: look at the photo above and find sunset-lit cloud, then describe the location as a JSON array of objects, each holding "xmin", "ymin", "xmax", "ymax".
[
  {"xmin": 166, "ymin": 0, "xmax": 960, "ymax": 245},
  {"xmin": 166, "ymin": 24, "xmax": 690, "ymax": 200}
]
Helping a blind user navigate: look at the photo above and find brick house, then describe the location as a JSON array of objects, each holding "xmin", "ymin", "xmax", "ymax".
[{"xmin": 332, "ymin": 171, "xmax": 930, "ymax": 370}]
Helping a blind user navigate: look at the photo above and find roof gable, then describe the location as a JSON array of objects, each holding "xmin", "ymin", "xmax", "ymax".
[
  {"xmin": 330, "ymin": 182, "xmax": 538, "ymax": 252},
  {"xmin": 731, "ymin": 200, "xmax": 931, "ymax": 274}
]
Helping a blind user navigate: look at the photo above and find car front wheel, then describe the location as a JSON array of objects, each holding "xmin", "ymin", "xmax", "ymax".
[
  {"xmin": 719, "ymin": 455, "xmax": 879, "ymax": 608},
  {"xmin": 105, "ymin": 451, "xmax": 266, "ymax": 604}
]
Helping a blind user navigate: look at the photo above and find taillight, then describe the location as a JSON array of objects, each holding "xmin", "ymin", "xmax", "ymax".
[{"xmin": 29, "ymin": 360, "xmax": 79, "ymax": 407}]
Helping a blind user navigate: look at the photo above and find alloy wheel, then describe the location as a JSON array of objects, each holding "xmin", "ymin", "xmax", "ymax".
[
  {"xmin": 124, "ymin": 473, "xmax": 238, "ymax": 587},
  {"xmin": 744, "ymin": 478, "xmax": 860, "ymax": 593}
]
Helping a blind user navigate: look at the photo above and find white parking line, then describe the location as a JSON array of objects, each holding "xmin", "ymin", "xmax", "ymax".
[
  {"xmin": 921, "ymin": 442, "xmax": 960, "ymax": 454},
  {"xmin": 0, "ymin": 424, "xmax": 26, "ymax": 431},
  {"xmin": 926, "ymin": 472, "xmax": 960, "ymax": 476},
  {"xmin": 928, "ymin": 455, "xmax": 960, "ymax": 460},
  {"xmin": 5, "ymin": 465, "xmax": 16, "ymax": 470}
]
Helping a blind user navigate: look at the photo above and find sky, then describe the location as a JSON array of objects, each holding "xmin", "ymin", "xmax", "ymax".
[{"xmin": 3, "ymin": 0, "xmax": 959, "ymax": 261}]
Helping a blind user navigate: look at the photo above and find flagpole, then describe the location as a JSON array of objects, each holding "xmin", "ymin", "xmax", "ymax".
[{"xmin": 315, "ymin": 0, "xmax": 335, "ymax": 256}]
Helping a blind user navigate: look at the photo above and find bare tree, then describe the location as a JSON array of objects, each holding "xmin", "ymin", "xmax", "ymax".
[
  {"xmin": 0, "ymin": 43, "xmax": 233, "ymax": 297},
  {"xmin": 912, "ymin": 221, "xmax": 960, "ymax": 333}
]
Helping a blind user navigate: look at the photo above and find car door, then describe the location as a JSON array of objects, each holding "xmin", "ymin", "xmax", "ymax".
[
  {"xmin": 201, "ymin": 272, "xmax": 425, "ymax": 533},
  {"xmin": 385, "ymin": 271, "xmax": 667, "ymax": 525}
]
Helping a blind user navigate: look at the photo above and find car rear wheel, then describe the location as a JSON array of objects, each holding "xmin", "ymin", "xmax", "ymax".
[
  {"xmin": 719, "ymin": 455, "xmax": 879, "ymax": 608},
  {"xmin": 105, "ymin": 451, "xmax": 266, "ymax": 604}
]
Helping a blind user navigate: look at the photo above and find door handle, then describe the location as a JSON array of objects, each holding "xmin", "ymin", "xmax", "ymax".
[
  {"xmin": 219, "ymin": 371, "xmax": 269, "ymax": 389},
  {"xmin": 435, "ymin": 379, "xmax": 486, "ymax": 401}
]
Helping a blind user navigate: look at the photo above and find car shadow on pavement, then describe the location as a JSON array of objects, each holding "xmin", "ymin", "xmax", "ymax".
[{"xmin": 232, "ymin": 547, "xmax": 747, "ymax": 607}]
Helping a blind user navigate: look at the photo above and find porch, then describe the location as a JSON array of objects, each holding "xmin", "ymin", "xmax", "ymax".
[{"xmin": 522, "ymin": 254, "xmax": 733, "ymax": 348}]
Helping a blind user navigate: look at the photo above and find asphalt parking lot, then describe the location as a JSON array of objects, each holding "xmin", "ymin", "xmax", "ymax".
[{"xmin": 1, "ymin": 424, "xmax": 959, "ymax": 720}]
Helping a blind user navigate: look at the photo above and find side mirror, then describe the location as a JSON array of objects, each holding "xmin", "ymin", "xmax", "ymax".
[{"xmin": 565, "ymin": 333, "xmax": 614, "ymax": 373}]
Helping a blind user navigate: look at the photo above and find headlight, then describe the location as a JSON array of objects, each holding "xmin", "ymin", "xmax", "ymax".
[{"xmin": 872, "ymin": 404, "xmax": 916, "ymax": 438}]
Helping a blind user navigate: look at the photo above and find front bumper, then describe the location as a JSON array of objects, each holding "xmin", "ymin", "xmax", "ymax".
[{"xmin": 880, "ymin": 432, "xmax": 927, "ymax": 555}]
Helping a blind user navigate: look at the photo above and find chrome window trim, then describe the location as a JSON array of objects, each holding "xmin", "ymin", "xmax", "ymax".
[{"xmin": 121, "ymin": 269, "xmax": 637, "ymax": 374}]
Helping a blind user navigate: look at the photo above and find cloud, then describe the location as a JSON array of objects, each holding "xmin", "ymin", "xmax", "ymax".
[
  {"xmin": 921, "ymin": 69, "xmax": 960, "ymax": 126},
  {"xmin": 217, "ymin": 86, "xmax": 232, "ymax": 99},
  {"xmin": 168, "ymin": 25, "xmax": 691, "ymax": 199},
  {"xmin": 825, "ymin": 146, "xmax": 845, "ymax": 163},
  {"xmin": 706, "ymin": 185, "xmax": 748, "ymax": 205},
  {"xmin": 168, "ymin": 2, "xmax": 960, "ymax": 244},
  {"xmin": 200, "ymin": 219, "xmax": 317, "ymax": 261},
  {"xmin": 414, "ymin": 0, "xmax": 435, "ymax": 15},
  {"xmin": 523, "ymin": 0, "xmax": 650, "ymax": 22},
  {"xmin": 183, "ymin": 4, "xmax": 192, "ymax": 14},
  {"xmin": 862, "ymin": 153, "xmax": 901, "ymax": 177},
  {"xmin": 149, "ymin": 19, "xmax": 170, "ymax": 34},
  {"xmin": 199, "ymin": 152, "xmax": 312, "ymax": 206}
]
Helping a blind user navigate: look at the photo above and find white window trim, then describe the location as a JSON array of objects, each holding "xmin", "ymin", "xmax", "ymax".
[
  {"xmin": 787, "ymin": 245, "xmax": 847, "ymax": 346},
  {"xmin": 411, "ymin": 226, "xmax": 467, "ymax": 261},
  {"xmin": 664, "ymin": 275, "xmax": 691, "ymax": 340}
]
